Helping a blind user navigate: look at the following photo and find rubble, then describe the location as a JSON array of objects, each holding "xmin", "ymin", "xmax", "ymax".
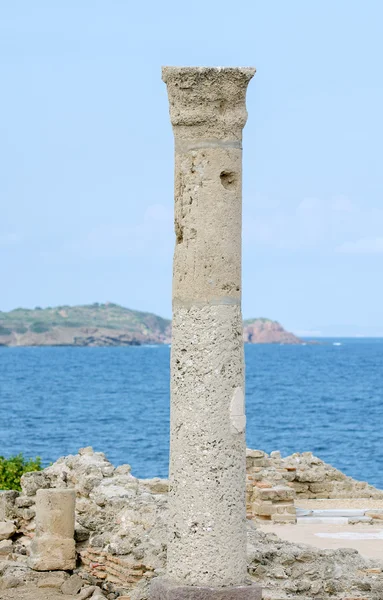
[
  {"xmin": 0, "ymin": 447, "xmax": 382, "ymax": 599},
  {"xmin": 246, "ymin": 449, "xmax": 383, "ymax": 501}
]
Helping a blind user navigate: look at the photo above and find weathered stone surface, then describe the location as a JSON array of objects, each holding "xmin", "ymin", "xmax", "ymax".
[
  {"xmin": 78, "ymin": 586, "xmax": 97, "ymax": 599},
  {"xmin": 150, "ymin": 577, "xmax": 262, "ymax": 600},
  {"xmin": 61, "ymin": 573, "xmax": 85, "ymax": 595},
  {"xmin": 0, "ymin": 521, "xmax": 15, "ymax": 540},
  {"xmin": 28, "ymin": 489, "xmax": 76, "ymax": 571},
  {"xmin": 162, "ymin": 66, "xmax": 255, "ymax": 588},
  {"xmin": 0, "ymin": 562, "xmax": 37, "ymax": 590},
  {"xmin": 1, "ymin": 447, "xmax": 382, "ymax": 599},
  {"xmin": 20, "ymin": 471, "xmax": 51, "ymax": 496},
  {"xmin": 15, "ymin": 497, "xmax": 35, "ymax": 509},
  {"xmin": 0, "ymin": 492, "xmax": 18, "ymax": 521},
  {"xmin": 246, "ymin": 449, "xmax": 383, "ymax": 502},
  {"xmin": 37, "ymin": 572, "xmax": 67, "ymax": 588},
  {"xmin": 0, "ymin": 540, "xmax": 13, "ymax": 555}
]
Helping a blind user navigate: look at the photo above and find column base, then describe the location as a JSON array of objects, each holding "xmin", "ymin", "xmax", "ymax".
[
  {"xmin": 150, "ymin": 577, "xmax": 262, "ymax": 600},
  {"xmin": 28, "ymin": 536, "xmax": 76, "ymax": 571}
]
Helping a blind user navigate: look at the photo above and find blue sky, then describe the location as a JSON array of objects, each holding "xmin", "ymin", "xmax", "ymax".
[{"xmin": 1, "ymin": 1, "xmax": 382, "ymax": 336}]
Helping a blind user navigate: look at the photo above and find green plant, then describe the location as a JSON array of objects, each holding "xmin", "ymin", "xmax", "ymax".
[
  {"xmin": 0, "ymin": 325, "xmax": 12, "ymax": 336},
  {"xmin": 0, "ymin": 454, "xmax": 42, "ymax": 491},
  {"xmin": 29, "ymin": 322, "xmax": 50, "ymax": 333}
]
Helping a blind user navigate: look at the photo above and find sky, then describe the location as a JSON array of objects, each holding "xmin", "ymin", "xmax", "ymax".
[{"xmin": 1, "ymin": 1, "xmax": 382, "ymax": 336}]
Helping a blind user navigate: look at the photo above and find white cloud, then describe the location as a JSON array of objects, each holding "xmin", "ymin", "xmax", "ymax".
[{"xmin": 336, "ymin": 237, "xmax": 383, "ymax": 255}]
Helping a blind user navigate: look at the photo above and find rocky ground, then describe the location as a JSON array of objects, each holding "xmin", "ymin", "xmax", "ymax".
[{"xmin": 1, "ymin": 447, "xmax": 383, "ymax": 599}]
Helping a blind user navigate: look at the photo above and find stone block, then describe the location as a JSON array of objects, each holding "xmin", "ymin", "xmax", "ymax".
[
  {"xmin": 15, "ymin": 496, "xmax": 35, "ymax": 508},
  {"xmin": 0, "ymin": 521, "xmax": 16, "ymax": 540},
  {"xmin": 0, "ymin": 539, "xmax": 13, "ymax": 555},
  {"xmin": 0, "ymin": 491, "xmax": 18, "ymax": 521},
  {"xmin": 61, "ymin": 574, "xmax": 85, "ymax": 595},
  {"xmin": 272, "ymin": 486, "xmax": 295, "ymax": 501},
  {"xmin": 275, "ymin": 503, "xmax": 296, "ymax": 515},
  {"xmin": 290, "ymin": 482, "xmax": 309, "ymax": 492},
  {"xmin": 309, "ymin": 482, "xmax": 334, "ymax": 493},
  {"xmin": 29, "ymin": 536, "xmax": 76, "ymax": 571},
  {"xmin": 270, "ymin": 451, "xmax": 281, "ymax": 460},
  {"xmin": 254, "ymin": 481, "xmax": 272, "ymax": 489},
  {"xmin": 78, "ymin": 585, "xmax": 97, "ymax": 599},
  {"xmin": 21, "ymin": 471, "xmax": 51, "ymax": 496},
  {"xmin": 37, "ymin": 572, "xmax": 68, "ymax": 588},
  {"xmin": 251, "ymin": 501, "xmax": 276, "ymax": 516},
  {"xmin": 246, "ymin": 449, "xmax": 265, "ymax": 459},
  {"xmin": 271, "ymin": 514, "xmax": 296, "ymax": 523},
  {"xmin": 150, "ymin": 577, "xmax": 262, "ymax": 600},
  {"xmin": 28, "ymin": 488, "xmax": 76, "ymax": 571}
]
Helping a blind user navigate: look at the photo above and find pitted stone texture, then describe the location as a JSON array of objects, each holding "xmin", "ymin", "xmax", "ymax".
[
  {"xmin": 0, "ymin": 522, "xmax": 16, "ymax": 541},
  {"xmin": 168, "ymin": 304, "xmax": 246, "ymax": 586},
  {"xmin": 150, "ymin": 578, "xmax": 262, "ymax": 600},
  {"xmin": 0, "ymin": 491, "xmax": 18, "ymax": 521},
  {"xmin": 162, "ymin": 67, "xmax": 255, "ymax": 141},
  {"xmin": 28, "ymin": 489, "xmax": 75, "ymax": 571},
  {"xmin": 245, "ymin": 449, "xmax": 383, "ymax": 501},
  {"xmin": 1, "ymin": 449, "xmax": 383, "ymax": 599},
  {"xmin": 173, "ymin": 146, "xmax": 242, "ymax": 305},
  {"xmin": 163, "ymin": 66, "xmax": 254, "ymax": 588}
]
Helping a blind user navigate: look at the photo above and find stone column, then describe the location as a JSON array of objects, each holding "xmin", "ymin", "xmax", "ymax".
[
  {"xmin": 152, "ymin": 67, "xmax": 260, "ymax": 600},
  {"xmin": 29, "ymin": 489, "xmax": 76, "ymax": 571}
]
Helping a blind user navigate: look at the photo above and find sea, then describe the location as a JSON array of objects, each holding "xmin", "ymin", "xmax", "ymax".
[{"xmin": 0, "ymin": 339, "xmax": 382, "ymax": 489}]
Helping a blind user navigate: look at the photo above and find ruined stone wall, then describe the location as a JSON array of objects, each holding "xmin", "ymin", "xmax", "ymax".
[
  {"xmin": 1, "ymin": 447, "xmax": 383, "ymax": 599},
  {"xmin": 246, "ymin": 449, "xmax": 383, "ymax": 501}
]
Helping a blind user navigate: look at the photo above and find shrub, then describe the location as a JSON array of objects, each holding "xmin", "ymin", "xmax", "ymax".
[
  {"xmin": 0, "ymin": 325, "xmax": 12, "ymax": 336},
  {"xmin": 0, "ymin": 454, "xmax": 42, "ymax": 491},
  {"xmin": 29, "ymin": 322, "xmax": 50, "ymax": 333}
]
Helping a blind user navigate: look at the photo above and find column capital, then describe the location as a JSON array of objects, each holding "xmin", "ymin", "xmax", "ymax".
[{"xmin": 162, "ymin": 67, "xmax": 255, "ymax": 141}]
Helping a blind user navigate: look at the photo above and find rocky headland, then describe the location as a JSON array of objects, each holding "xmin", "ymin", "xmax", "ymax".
[
  {"xmin": 0, "ymin": 304, "xmax": 302, "ymax": 347},
  {"xmin": 243, "ymin": 318, "xmax": 301, "ymax": 345}
]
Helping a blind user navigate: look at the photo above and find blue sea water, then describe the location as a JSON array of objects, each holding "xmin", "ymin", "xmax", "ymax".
[{"xmin": 0, "ymin": 339, "xmax": 382, "ymax": 489}]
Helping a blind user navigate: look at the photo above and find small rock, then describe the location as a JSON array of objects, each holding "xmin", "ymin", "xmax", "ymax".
[
  {"xmin": 0, "ymin": 575, "xmax": 20, "ymax": 589},
  {"xmin": 20, "ymin": 470, "xmax": 51, "ymax": 496},
  {"xmin": 61, "ymin": 573, "xmax": 85, "ymax": 595},
  {"xmin": 78, "ymin": 585, "xmax": 97, "ymax": 600},
  {"xmin": 0, "ymin": 490, "xmax": 18, "ymax": 521},
  {"xmin": 15, "ymin": 496, "xmax": 35, "ymax": 508},
  {"xmin": 37, "ymin": 573, "xmax": 67, "ymax": 588},
  {"xmin": 114, "ymin": 464, "xmax": 132, "ymax": 476},
  {"xmin": 75, "ymin": 523, "xmax": 91, "ymax": 541},
  {"xmin": 270, "ymin": 451, "xmax": 281, "ymax": 460},
  {"xmin": 0, "ymin": 521, "xmax": 15, "ymax": 540},
  {"xmin": 92, "ymin": 588, "xmax": 107, "ymax": 599},
  {"xmin": 255, "ymin": 481, "xmax": 272, "ymax": 489},
  {"xmin": 0, "ymin": 539, "xmax": 13, "ymax": 555},
  {"xmin": 79, "ymin": 446, "xmax": 94, "ymax": 455},
  {"xmin": 246, "ymin": 449, "xmax": 265, "ymax": 458}
]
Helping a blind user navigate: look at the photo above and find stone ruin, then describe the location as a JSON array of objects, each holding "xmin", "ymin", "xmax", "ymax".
[
  {"xmin": 1, "ymin": 447, "xmax": 383, "ymax": 599},
  {"xmin": 1, "ymin": 66, "xmax": 383, "ymax": 600},
  {"xmin": 246, "ymin": 449, "xmax": 383, "ymax": 524}
]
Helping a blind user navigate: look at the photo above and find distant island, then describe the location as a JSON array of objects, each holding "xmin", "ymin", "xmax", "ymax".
[{"xmin": 0, "ymin": 303, "xmax": 301, "ymax": 347}]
